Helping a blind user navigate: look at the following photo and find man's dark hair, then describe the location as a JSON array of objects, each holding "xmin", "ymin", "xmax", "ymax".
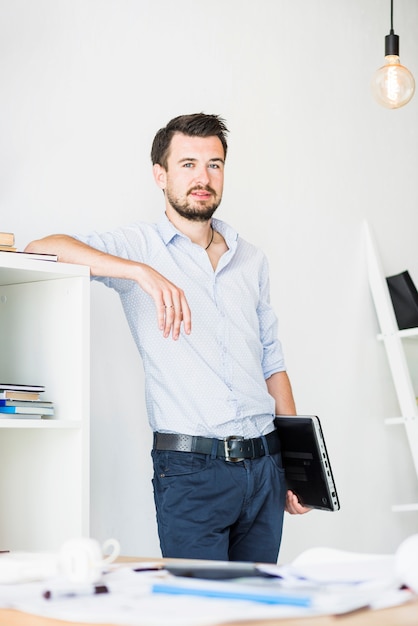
[{"xmin": 151, "ymin": 113, "xmax": 229, "ymax": 169}]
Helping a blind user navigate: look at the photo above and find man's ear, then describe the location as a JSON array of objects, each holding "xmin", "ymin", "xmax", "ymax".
[{"xmin": 153, "ymin": 164, "xmax": 167, "ymax": 190}]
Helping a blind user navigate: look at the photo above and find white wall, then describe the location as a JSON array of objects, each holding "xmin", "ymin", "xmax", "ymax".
[{"xmin": 1, "ymin": 0, "xmax": 418, "ymax": 562}]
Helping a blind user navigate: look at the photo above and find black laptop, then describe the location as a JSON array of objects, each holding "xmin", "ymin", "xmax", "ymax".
[{"xmin": 274, "ymin": 415, "xmax": 340, "ymax": 512}]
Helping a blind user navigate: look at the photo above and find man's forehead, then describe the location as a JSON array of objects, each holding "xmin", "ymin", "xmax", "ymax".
[{"xmin": 169, "ymin": 133, "xmax": 225, "ymax": 159}]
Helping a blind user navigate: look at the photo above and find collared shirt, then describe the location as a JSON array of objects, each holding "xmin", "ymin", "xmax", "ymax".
[{"xmin": 76, "ymin": 215, "xmax": 286, "ymax": 438}]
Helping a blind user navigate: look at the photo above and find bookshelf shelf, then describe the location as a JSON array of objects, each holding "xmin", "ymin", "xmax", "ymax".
[
  {"xmin": 365, "ymin": 222, "xmax": 418, "ymax": 511},
  {"xmin": 0, "ymin": 257, "xmax": 90, "ymax": 551},
  {"xmin": 0, "ymin": 419, "xmax": 83, "ymax": 429}
]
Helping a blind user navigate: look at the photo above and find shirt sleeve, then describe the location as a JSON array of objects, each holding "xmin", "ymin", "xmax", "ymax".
[
  {"xmin": 257, "ymin": 255, "xmax": 287, "ymax": 379},
  {"xmin": 73, "ymin": 228, "xmax": 141, "ymax": 294}
]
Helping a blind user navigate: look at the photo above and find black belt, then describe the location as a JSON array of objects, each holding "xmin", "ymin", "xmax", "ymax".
[{"xmin": 153, "ymin": 429, "xmax": 280, "ymax": 462}]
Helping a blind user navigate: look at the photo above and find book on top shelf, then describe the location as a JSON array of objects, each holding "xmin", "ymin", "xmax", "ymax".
[
  {"xmin": 0, "ymin": 383, "xmax": 45, "ymax": 392},
  {"xmin": 0, "ymin": 246, "xmax": 17, "ymax": 252},
  {"xmin": 0, "ymin": 384, "xmax": 46, "ymax": 404},
  {"xmin": 0, "ymin": 390, "xmax": 42, "ymax": 401},
  {"xmin": 0, "ymin": 232, "xmax": 15, "ymax": 247},
  {"xmin": 0, "ymin": 250, "xmax": 58, "ymax": 262}
]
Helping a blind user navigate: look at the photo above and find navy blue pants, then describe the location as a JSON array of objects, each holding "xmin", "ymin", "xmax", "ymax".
[{"xmin": 151, "ymin": 449, "xmax": 286, "ymax": 563}]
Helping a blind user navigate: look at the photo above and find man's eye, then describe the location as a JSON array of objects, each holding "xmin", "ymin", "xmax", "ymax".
[
  {"xmin": 209, "ymin": 163, "xmax": 219, "ymax": 169},
  {"xmin": 183, "ymin": 162, "xmax": 194, "ymax": 168}
]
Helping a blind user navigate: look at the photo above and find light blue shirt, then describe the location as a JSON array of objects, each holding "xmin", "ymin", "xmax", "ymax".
[{"xmin": 77, "ymin": 215, "xmax": 286, "ymax": 438}]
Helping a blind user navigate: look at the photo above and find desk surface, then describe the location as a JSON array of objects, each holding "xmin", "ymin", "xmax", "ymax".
[
  {"xmin": 0, "ymin": 557, "xmax": 417, "ymax": 626},
  {"xmin": 1, "ymin": 598, "xmax": 418, "ymax": 626}
]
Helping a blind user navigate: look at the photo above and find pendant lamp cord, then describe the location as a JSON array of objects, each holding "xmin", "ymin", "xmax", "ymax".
[{"xmin": 390, "ymin": 0, "xmax": 393, "ymax": 32}]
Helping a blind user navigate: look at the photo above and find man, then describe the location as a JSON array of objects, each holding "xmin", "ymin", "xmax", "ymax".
[{"xmin": 25, "ymin": 113, "xmax": 309, "ymax": 563}]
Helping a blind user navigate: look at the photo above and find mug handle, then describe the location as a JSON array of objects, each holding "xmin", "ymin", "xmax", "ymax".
[{"xmin": 101, "ymin": 538, "xmax": 120, "ymax": 565}]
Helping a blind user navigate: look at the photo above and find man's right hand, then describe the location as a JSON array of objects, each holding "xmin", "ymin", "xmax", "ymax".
[
  {"xmin": 134, "ymin": 263, "xmax": 191, "ymax": 340},
  {"xmin": 25, "ymin": 234, "xmax": 192, "ymax": 340}
]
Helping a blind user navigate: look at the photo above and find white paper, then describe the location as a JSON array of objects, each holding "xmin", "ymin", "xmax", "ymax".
[{"xmin": 260, "ymin": 546, "xmax": 396, "ymax": 584}]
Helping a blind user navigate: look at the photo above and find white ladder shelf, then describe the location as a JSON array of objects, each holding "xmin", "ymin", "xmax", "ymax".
[{"xmin": 365, "ymin": 222, "xmax": 418, "ymax": 512}]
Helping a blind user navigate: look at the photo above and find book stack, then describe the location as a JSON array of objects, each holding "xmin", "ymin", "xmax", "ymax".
[
  {"xmin": 0, "ymin": 232, "xmax": 17, "ymax": 252},
  {"xmin": 0, "ymin": 384, "xmax": 54, "ymax": 419}
]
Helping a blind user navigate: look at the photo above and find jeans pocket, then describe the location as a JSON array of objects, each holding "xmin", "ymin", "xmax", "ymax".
[
  {"xmin": 268, "ymin": 450, "xmax": 286, "ymax": 474},
  {"xmin": 152, "ymin": 450, "xmax": 209, "ymax": 479}
]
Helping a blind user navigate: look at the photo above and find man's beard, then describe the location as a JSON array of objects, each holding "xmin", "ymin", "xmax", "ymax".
[{"xmin": 166, "ymin": 186, "xmax": 221, "ymax": 222}]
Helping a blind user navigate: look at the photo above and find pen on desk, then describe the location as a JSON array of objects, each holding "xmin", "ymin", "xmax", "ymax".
[{"xmin": 43, "ymin": 584, "xmax": 109, "ymax": 600}]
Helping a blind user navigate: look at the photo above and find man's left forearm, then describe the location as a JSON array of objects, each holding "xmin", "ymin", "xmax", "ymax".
[{"xmin": 266, "ymin": 371, "xmax": 296, "ymax": 415}]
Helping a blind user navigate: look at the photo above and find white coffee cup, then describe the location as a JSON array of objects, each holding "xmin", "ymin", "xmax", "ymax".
[
  {"xmin": 395, "ymin": 534, "xmax": 418, "ymax": 593},
  {"xmin": 58, "ymin": 537, "xmax": 120, "ymax": 584}
]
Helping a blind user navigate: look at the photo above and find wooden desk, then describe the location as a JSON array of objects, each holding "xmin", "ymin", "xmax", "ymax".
[{"xmin": 1, "ymin": 557, "xmax": 417, "ymax": 626}]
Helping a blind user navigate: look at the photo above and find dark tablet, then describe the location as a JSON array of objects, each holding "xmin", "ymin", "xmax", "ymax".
[
  {"xmin": 274, "ymin": 415, "xmax": 340, "ymax": 512},
  {"xmin": 164, "ymin": 559, "xmax": 272, "ymax": 579}
]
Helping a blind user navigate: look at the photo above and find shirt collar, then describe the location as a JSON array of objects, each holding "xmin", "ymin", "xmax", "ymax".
[
  {"xmin": 157, "ymin": 213, "xmax": 180, "ymax": 245},
  {"xmin": 157, "ymin": 213, "xmax": 239, "ymax": 249}
]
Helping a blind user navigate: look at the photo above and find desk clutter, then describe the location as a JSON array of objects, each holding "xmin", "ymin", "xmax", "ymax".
[{"xmin": 0, "ymin": 536, "xmax": 417, "ymax": 625}]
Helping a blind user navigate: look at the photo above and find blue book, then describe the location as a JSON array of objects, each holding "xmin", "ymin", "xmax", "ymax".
[
  {"xmin": 0, "ymin": 405, "xmax": 54, "ymax": 415},
  {"xmin": 151, "ymin": 581, "xmax": 312, "ymax": 606},
  {"xmin": 0, "ymin": 399, "xmax": 53, "ymax": 407}
]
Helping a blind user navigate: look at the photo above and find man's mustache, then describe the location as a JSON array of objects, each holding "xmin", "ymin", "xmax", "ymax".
[{"xmin": 188, "ymin": 185, "xmax": 216, "ymax": 196}]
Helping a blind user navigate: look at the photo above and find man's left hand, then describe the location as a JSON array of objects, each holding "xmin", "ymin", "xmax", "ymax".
[{"xmin": 285, "ymin": 490, "xmax": 311, "ymax": 514}]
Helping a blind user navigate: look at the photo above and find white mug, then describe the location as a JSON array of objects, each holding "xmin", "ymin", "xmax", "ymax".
[
  {"xmin": 58, "ymin": 537, "xmax": 120, "ymax": 584},
  {"xmin": 395, "ymin": 534, "xmax": 418, "ymax": 593}
]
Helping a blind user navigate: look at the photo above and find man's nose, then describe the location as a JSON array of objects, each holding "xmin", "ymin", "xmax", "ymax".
[{"xmin": 194, "ymin": 166, "xmax": 210, "ymax": 186}]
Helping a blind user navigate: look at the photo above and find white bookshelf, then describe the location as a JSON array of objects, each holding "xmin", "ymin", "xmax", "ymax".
[
  {"xmin": 365, "ymin": 223, "xmax": 418, "ymax": 512},
  {"xmin": 0, "ymin": 253, "xmax": 90, "ymax": 550}
]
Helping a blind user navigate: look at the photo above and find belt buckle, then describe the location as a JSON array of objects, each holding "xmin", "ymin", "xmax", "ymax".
[{"xmin": 223, "ymin": 436, "xmax": 245, "ymax": 462}]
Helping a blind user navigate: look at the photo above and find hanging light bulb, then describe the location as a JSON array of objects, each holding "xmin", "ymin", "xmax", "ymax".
[{"xmin": 371, "ymin": 0, "xmax": 415, "ymax": 109}]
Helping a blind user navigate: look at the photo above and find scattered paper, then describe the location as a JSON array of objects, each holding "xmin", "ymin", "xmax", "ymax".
[{"xmin": 0, "ymin": 548, "xmax": 413, "ymax": 626}]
